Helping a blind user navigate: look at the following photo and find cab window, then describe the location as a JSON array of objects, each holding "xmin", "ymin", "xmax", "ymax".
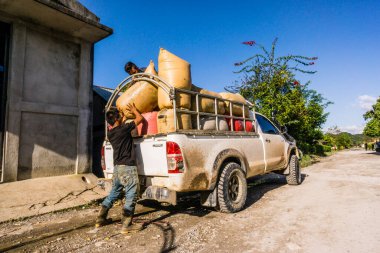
[{"xmin": 256, "ymin": 114, "xmax": 279, "ymax": 134}]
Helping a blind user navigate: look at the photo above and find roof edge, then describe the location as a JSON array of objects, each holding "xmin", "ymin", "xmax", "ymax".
[{"xmin": 34, "ymin": 0, "xmax": 113, "ymax": 35}]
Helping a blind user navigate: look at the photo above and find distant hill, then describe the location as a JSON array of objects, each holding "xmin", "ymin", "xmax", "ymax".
[{"xmin": 325, "ymin": 132, "xmax": 373, "ymax": 147}]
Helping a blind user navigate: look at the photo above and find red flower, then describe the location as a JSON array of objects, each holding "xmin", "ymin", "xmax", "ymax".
[
  {"xmin": 242, "ymin": 41, "xmax": 256, "ymax": 46},
  {"xmin": 293, "ymin": 81, "xmax": 300, "ymax": 86},
  {"xmin": 309, "ymin": 62, "xmax": 315, "ymax": 65}
]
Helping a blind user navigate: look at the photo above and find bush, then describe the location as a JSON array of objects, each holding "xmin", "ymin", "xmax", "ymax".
[
  {"xmin": 299, "ymin": 143, "xmax": 332, "ymax": 155},
  {"xmin": 323, "ymin": 145, "xmax": 332, "ymax": 152},
  {"xmin": 315, "ymin": 144, "xmax": 324, "ymax": 155},
  {"xmin": 298, "ymin": 143, "xmax": 310, "ymax": 154}
]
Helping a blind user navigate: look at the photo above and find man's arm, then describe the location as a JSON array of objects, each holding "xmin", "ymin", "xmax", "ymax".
[{"xmin": 126, "ymin": 103, "xmax": 143, "ymax": 126}]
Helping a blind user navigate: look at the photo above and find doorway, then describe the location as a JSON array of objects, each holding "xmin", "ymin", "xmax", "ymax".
[{"xmin": 0, "ymin": 21, "xmax": 10, "ymax": 181}]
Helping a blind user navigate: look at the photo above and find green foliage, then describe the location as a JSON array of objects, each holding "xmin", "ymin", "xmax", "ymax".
[
  {"xmin": 335, "ymin": 132, "xmax": 353, "ymax": 149},
  {"xmin": 323, "ymin": 131, "xmax": 370, "ymax": 150},
  {"xmin": 322, "ymin": 145, "xmax": 332, "ymax": 153},
  {"xmin": 363, "ymin": 97, "xmax": 380, "ymax": 137},
  {"xmin": 323, "ymin": 134, "xmax": 336, "ymax": 147},
  {"xmin": 229, "ymin": 38, "xmax": 331, "ymax": 149},
  {"xmin": 315, "ymin": 144, "xmax": 324, "ymax": 155}
]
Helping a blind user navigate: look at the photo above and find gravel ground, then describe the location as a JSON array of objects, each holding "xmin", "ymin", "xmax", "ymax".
[{"xmin": 0, "ymin": 149, "xmax": 379, "ymax": 253}]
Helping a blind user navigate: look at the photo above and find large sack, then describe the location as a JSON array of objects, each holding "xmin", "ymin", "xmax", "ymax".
[
  {"xmin": 219, "ymin": 92, "xmax": 249, "ymax": 117},
  {"xmin": 157, "ymin": 108, "xmax": 192, "ymax": 133},
  {"xmin": 158, "ymin": 48, "xmax": 192, "ymax": 109},
  {"xmin": 192, "ymin": 116, "xmax": 229, "ymax": 131},
  {"xmin": 191, "ymin": 85, "xmax": 225, "ymax": 114},
  {"xmin": 116, "ymin": 61, "xmax": 158, "ymax": 119}
]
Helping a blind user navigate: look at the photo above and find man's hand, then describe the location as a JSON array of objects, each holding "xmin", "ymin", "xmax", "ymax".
[{"xmin": 126, "ymin": 103, "xmax": 143, "ymax": 126}]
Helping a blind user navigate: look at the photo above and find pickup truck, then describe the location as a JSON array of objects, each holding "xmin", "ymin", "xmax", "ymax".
[{"xmin": 102, "ymin": 73, "xmax": 302, "ymax": 213}]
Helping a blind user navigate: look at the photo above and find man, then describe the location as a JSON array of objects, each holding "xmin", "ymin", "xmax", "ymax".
[
  {"xmin": 124, "ymin": 61, "xmax": 146, "ymax": 75},
  {"xmin": 95, "ymin": 103, "xmax": 143, "ymax": 234}
]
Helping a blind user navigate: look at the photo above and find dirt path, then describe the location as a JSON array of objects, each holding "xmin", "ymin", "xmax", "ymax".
[{"xmin": 1, "ymin": 150, "xmax": 379, "ymax": 253}]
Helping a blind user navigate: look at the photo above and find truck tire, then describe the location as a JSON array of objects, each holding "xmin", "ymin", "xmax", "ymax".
[
  {"xmin": 286, "ymin": 154, "xmax": 301, "ymax": 185},
  {"xmin": 217, "ymin": 162, "xmax": 247, "ymax": 213}
]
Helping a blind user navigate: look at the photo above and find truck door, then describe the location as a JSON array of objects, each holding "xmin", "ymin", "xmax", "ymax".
[{"xmin": 256, "ymin": 114, "xmax": 286, "ymax": 171}]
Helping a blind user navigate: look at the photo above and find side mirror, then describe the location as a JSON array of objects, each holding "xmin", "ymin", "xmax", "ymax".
[{"xmin": 280, "ymin": 125, "xmax": 288, "ymax": 133}]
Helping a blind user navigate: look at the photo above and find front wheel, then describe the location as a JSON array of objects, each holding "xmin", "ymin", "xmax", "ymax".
[
  {"xmin": 286, "ymin": 154, "xmax": 302, "ymax": 185},
  {"xmin": 217, "ymin": 162, "xmax": 247, "ymax": 213}
]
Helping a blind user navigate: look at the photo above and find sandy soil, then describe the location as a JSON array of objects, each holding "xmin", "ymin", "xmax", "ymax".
[{"xmin": 0, "ymin": 150, "xmax": 379, "ymax": 253}]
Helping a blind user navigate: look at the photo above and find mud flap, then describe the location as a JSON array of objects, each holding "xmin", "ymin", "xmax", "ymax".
[{"xmin": 200, "ymin": 187, "xmax": 218, "ymax": 207}]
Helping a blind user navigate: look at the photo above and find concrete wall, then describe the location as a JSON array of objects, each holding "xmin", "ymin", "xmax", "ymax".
[{"xmin": 1, "ymin": 18, "xmax": 94, "ymax": 182}]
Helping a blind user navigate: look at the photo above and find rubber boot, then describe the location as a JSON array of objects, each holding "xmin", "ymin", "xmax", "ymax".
[
  {"xmin": 95, "ymin": 206, "xmax": 112, "ymax": 228},
  {"xmin": 120, "ymin": 209, "xmax": 143, "ymax": 234}
]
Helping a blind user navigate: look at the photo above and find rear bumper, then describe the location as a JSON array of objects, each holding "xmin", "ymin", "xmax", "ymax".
[{"xmin": 141, "ymin": 186, "xmax": 177, "ymax": 205}]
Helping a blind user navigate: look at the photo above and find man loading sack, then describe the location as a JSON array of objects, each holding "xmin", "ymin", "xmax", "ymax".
[{"xmin": 95, "ymin": 103, "xmax": 144, "ymax": 234}]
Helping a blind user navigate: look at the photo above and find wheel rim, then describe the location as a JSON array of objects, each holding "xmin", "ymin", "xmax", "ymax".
[{"xmin": 228, "ymin": 172, "xmax": 240, "ymax": 202}]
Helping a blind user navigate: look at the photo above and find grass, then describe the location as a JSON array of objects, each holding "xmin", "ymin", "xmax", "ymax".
[
  {"xmin": 300, "ymin": 150, "xmax": 337, "ymax": 168},
  {"xmin": 300, "ymin": 154, "xmax": 314, "ymax": 168}
]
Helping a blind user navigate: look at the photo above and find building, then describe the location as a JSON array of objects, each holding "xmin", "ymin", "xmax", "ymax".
[{"xmin": 0, "ymin": 0, "xmax": 113, "ymax": 182}]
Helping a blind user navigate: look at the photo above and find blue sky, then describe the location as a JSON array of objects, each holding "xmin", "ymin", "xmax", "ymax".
[{"xmin": 80, "ymin": 0, "xmax": 380, "ymax": 134}]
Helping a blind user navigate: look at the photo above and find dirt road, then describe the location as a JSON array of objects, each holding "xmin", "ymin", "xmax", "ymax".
[{"xmin": 1, "ymin": 150, "xmax": 379, "ymax": 253}]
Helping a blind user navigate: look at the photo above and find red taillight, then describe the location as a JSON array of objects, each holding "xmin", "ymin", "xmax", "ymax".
[
  {"xmin": 101, "ymin": 146, "xmax": 106, "ymax": 171},
  {"xmin": 166, "ymin": 141, "xmax": 184, "ymax": 173}
]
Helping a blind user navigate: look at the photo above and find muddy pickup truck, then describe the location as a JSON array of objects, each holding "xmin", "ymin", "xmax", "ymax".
[{"xmin": 102, "ymin": 73, "xmax": 301, "ymax": 213}]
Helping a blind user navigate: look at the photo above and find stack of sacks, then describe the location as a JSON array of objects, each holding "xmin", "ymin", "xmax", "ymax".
[
  {"xmin": 116, "ymin": 61, "xmax": 158, "ymax": 119},
  {"xmin": 219, "ymin": 92, "xmax": 249, "ymax": 117},
  {"xmin": 157, "ymin": 48, "xmax": 193, "ymax": 133},
  {"xmin": 191, "ymin": 85, "xmax": 225, "ymax": 114},
  {"xmin": 190, "ymin": 85, "xmax": 227, "ymax": 131},
  {"xmin": 157, "ymin": 108, "xmax": 192, "ymax": 133},
  {"xmin": 114, "ymin": 49, "xmax": 253, "ymax": 135}
]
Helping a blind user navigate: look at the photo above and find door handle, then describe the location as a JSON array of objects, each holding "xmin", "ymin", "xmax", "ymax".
[{"xmin": 265, "ymin": 138, "xmax": 271, "ymax": 143}]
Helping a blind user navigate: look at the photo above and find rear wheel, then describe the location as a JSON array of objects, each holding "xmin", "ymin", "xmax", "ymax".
[
  {"xmin": 286, "ymin": 154, "xmax": 302, "ymax": 185},
  {"xmin": 217, "ymin": 162, "xmax": 247, "ymax": 213}
]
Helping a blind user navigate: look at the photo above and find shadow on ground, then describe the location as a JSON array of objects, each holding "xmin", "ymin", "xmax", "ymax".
[
  {"xmin": 0, "ymin": 173, "xmax": 308, "ymax": 253},
  {"xmin": 366, "ymin": 151, "xmax": 380, "ymax": 156},
  {"xmin": 244, "ymin": 173, "xmax": 307, "ymax": 208},
  {"xmin": 137, "ymin": 172, "xmax": 308, "ymax": 252}
]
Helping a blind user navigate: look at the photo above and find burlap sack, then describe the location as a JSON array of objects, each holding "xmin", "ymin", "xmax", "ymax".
[
  {"xmin": 192, "ymin": 116, "xmax": 229, "ymax": 131},
  {"xmin": 116, "ymin": 61, "xmax": 158, "ymax": 119},
  {"xmin": 191, "ymin": 85, "xmax": 226, "ymax": 114},
  {"xmin": 158, "ymin": 48, "xmax": 192, "ymax": 109},
  {"xmin": 157, "ymin": 108, "xmax": 192, "ymax": 133},
  {"xmin": 219, "ymin": 92, "xmax": 249, "ymax": 117}
]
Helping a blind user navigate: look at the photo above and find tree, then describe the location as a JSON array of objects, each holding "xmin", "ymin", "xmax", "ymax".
[
  {"xmin": 363, "ymin": 97, "xmax": 380, "ymax": 137},
  {"xmin": 335, "ymin": 132, "xmax": 352, "ymax": 149},
  {"xmin": 228, "ymin": 39, "xmax": 331, "ymax": 149},
  {"xmin": 323, "ymin": 133, "xmax": 336, "ymax": 147}
]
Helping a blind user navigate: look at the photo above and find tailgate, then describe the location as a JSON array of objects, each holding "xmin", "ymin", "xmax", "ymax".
[{"xmin": 134, "ymin": 137, "xmax": 168, "ymax": 176}]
